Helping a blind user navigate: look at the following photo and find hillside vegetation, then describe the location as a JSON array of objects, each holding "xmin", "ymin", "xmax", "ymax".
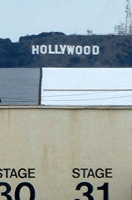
[{"xmin": 0, "ymin": 32, "xmax": 132, "ymax": 67}]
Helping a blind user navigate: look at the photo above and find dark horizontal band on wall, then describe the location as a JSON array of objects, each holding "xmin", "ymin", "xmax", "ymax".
[{"xmin": 1, "ymin": 105, "xmax": 132, "ymax": 110}]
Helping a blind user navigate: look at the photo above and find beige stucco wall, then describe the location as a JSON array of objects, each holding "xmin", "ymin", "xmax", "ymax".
[{"xmin": 0, "ymin": 106, "xmax": 132, "ymax": 199}]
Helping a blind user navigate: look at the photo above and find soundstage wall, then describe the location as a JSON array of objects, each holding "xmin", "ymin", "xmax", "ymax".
[{"xmin": 0, "ymin": 106, "xmax": 131, "ymax": 200}]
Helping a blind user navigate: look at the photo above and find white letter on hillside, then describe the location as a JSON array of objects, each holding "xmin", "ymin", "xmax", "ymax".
[
  {"xmin": 67, "ymin": 45, "xmax": 75, "ymax": 55},
  {"xmin": 75, "ymin": 46, "xmax": 82, "ymax": 55},
  {"xmin": 84, "ymin": 46, "xmax": 91, "ymax": 55},
  {"xmin": 55, "ymin": 45, "xmax": 62, "ymax": 54},
  {"xmin": 40, "ymin": 45, "xmax": 47, "ymax": 54},
  {"xmin": 92, "ymin": 46, "xmax": 100, "ymax": 55},
  {"xmin": 32, "ymin": 45, "xmax": 39, "ymax": 54},
  {"xmin": 60, "ymin": 45, "xmax": 67, "ymax": 54},
  {"xmin": 49, "ymin": 45, "xmax": 55, "ymax": 54}
]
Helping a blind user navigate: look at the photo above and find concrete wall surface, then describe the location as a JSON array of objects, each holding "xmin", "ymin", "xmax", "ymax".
[
  {"xmin": 0, "ymin": 68, "xmax": 40, "ymax": 105},
  {"xmin": 0, "ymin": 106, "xmax": 132, "ymax": 199}
]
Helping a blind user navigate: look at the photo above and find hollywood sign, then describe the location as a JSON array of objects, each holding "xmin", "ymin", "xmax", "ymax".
[{"xmin": 32, "ymin": 45, "xmax": 100, "ymax": 55}]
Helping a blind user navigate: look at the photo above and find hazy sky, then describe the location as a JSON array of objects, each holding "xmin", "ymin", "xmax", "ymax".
[{"xmin": 0, "ymin": 0, "xmax": 128, "ymax": 42}]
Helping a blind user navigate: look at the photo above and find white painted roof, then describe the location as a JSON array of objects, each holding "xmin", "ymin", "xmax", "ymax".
[{"xmin": 41, "ymin": 68, "xmax": 132, "ymax": 105}]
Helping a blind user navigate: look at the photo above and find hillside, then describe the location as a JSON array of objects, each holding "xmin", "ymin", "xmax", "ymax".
[{"xmin": 0, "ymin": 32, "xmax": 132, "ymax": 67}]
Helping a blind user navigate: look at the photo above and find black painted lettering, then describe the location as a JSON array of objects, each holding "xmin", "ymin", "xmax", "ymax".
[
  {"xmin": 75, "ymin": 182, "xmax": 94, "ymax": 200},
  {"xmin": 72, "ymin": 168, "xmax": 80, "ymax": 178},
  {"xmin": 10, "ymin": 169, "xmax": 18, "ymax": 178},
  {"xmin": 15, "ymin": 182, "xmax": 35, "ymax": 200},
  {"xmin": 18, "ymin": 168, "xmax": 27, "ymax": 178},
  {"xmin": 87, "ymin": 169, "xmax": 95, "ymax": 178},
  {"xmin": 80, "ymin": 168, "xmax": 88, "ymax": 178},
  {"xmin": 28, "ymin": 168, "xmax": 35, "ymax": 178},
  {"xmin": 95, "ymin": 168, "xmax": 104, "ymax": 178},
  {"xmin": 3, "ymin": 169, "xmax": 11, "ymax": 178},
  {"xmin": 0, "ymin": 169, "xmax": 3, "ymax": 178},
  {"xmin": 0, "ymin": 182, "xmax": 12, "ymax": 200},
  {"xmin": 97, "ymin": 182, "xmax": 109, "ymax": 200},
  {"xmin": 105, "ymin": 168, "xmax": 112, "ymax": 178}
]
